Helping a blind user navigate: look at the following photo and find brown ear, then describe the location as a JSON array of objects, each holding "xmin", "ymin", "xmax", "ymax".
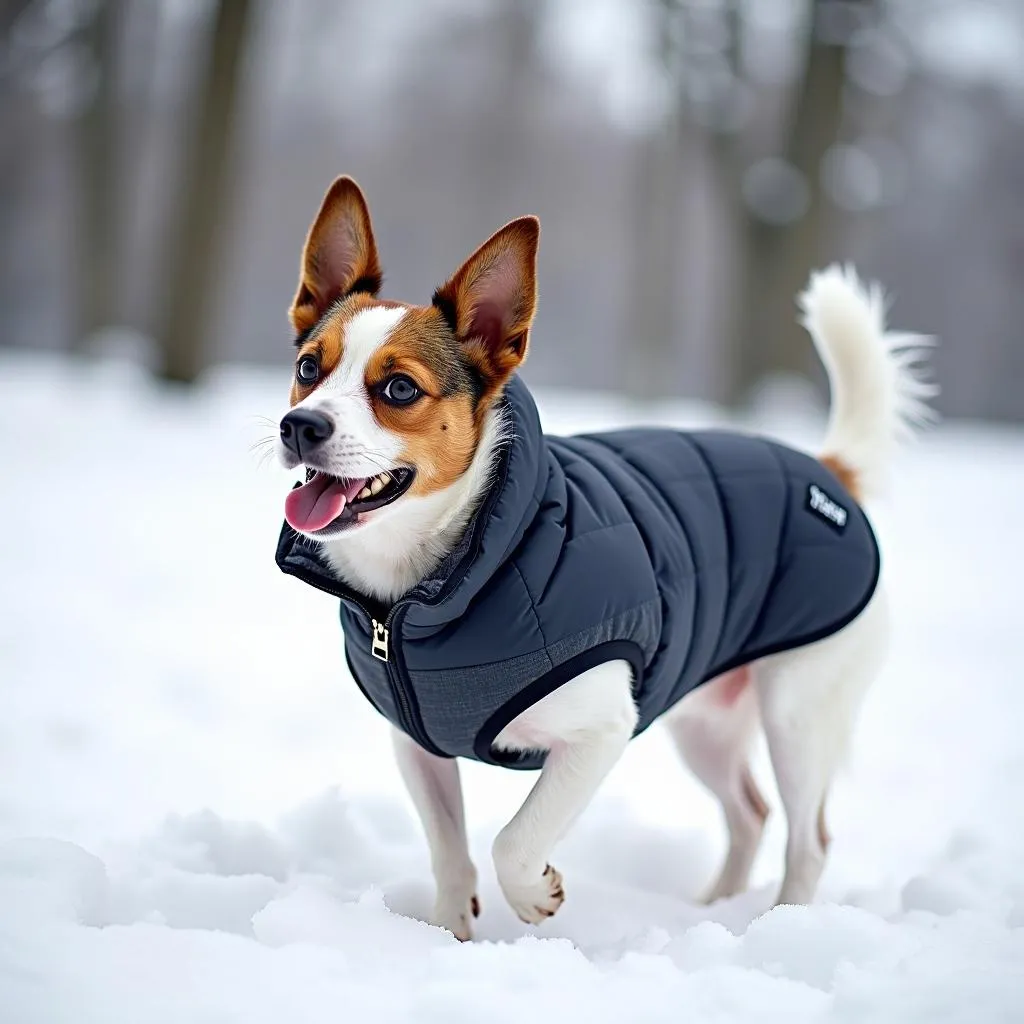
[
  {"xmin": 432, "ymin": 216, "xmax": 539, "ymax": 402},
  {"xmin": 290, "ymin": 176, "xmax": 382, "ymax": 334}
]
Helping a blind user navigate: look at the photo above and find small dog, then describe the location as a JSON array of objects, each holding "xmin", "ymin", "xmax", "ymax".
[{"xmin": 274, "ymin": 176, "xmax": 933, "ymax": 940}]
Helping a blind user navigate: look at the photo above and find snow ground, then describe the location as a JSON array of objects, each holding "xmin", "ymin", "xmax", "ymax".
[{"xmin": 1, "ymin": 352, "xmax": 1022, "ymax": 1022}]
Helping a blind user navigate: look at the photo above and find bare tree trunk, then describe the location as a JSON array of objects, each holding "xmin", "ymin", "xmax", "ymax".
[
  {"xmin": 157, "ymin": 0, "xmax": 253, "ymax": 384},
  {"xmin": 470, "ymin": 0, "xmax": 541, "ymax": 204},
  {"xmin": 624, "ymin": 117, "xmax": 685, "ymax": 397},
  {"xmin": 72, "ymin": 0, "xmax": 124, "ymax": 350},
  {"xmin": 623, "ymin": 0, "xmax": 686, "ymax": 399},
  {"xmin": 0, "ymin": 0, "xmax": 38, "ymax": 345},
  {"xmin": 725, "ymin": 1, "xmax": 852, "ymax": 406}
]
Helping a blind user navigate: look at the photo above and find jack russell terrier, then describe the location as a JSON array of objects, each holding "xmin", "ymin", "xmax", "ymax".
[{"xmin": 274, "ymin": 176, "xmax": 933, "ymax": 940}]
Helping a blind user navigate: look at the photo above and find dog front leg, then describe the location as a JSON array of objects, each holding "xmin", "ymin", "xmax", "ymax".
[
  {"xmin": 391, "ymin": 727, "xmax": 479, "ymax": 940},
  {"xmin": 491, "ymin": 660, "xmax": 636, "ymax": 923}
]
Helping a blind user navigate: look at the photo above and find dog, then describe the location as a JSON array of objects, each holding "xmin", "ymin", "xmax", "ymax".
[{"xmin": 273, "ymin": 176, "xmax": 933, "ymax": 940}]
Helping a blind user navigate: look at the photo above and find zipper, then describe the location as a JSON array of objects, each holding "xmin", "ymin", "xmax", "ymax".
[
  {"xmin": 277, "ymin": 561, "xmax": 442, "ymax": 755},
  {"xmin": 371, "ymin": 602, "xmax": 441, "ymax": 755},
  {"xmin": 370, "ymin": 618, "xmax": 389, "ymax": 661},
  {"xmin": 376, "ymin": 603, "xmax": 440, "ymax": 754}
]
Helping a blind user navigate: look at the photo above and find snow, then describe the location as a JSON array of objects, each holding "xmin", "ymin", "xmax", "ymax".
[{"xmin": 1, "ymin": 351, "xmax": 1022, "ymax": 1022}]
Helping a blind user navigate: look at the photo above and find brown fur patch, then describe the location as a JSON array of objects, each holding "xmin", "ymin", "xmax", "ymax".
[
  {"xmin": 365, "ymin": 305, "xmax": 483, "ymax": 496},
  {"xmin": 817, "ymin": 798, "xmax": 831, "ymax": 852},
  {"xmin": 820, "ymin": 454, "xmax": 861, "ymax": 501},
  {"xmin": 395, "ymin": 392, "xmax": 479, "ymax": 498},
  {"xmin": 741, "ymin": 765, "xmax": 771, "ymax": 824}
]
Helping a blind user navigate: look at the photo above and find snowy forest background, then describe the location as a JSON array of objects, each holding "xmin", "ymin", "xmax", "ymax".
[
  {"xmin": 3, "ymin": 0, "xmax": 1024, "ymax": 420},
  {"xmin": 3, "ymin": 4, "xmax": 1024, "ymax": 1019}
]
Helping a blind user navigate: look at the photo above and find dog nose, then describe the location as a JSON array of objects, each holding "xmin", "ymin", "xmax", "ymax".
[{"xmin": 280, "ymin": 409, "xmax": 334, "ymax": 459}]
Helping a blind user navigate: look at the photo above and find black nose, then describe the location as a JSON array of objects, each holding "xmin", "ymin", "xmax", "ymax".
[{"xmin": 280, "ymin": 409, "xmax": 334, "ymax": 459}]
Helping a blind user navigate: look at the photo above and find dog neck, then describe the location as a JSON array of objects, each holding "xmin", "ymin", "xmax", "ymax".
[{"xmin": 320, "ymin": 406, "xmax": 507, "ymax": 604}]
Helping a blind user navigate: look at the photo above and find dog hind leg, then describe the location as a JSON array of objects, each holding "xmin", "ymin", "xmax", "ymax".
[
  {"xmin": 756, "ymin": 586, "xmax": 889, "ymax": 905},
  {"xmin": 665, "ymin": 668, "xmax": 770, "ymax": 902}
]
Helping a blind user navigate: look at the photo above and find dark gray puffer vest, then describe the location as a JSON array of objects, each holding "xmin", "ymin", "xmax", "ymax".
[{"xmin": 276, "ymin": 375, "xmax": 880, "ymax": 770}]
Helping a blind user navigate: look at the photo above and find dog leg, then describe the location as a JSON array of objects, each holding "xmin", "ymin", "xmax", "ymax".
[
  {"xmin": 664, "ymin": 668, "xmax": 769, "ymax": 902},
  {"xmin": 756, "ymin": 586, "xmax": 889, "ymax": 905},
  {"xmin": 491, "ymin": 660, "xmax": 636, "ymax": 924},
  {"xmin": 391, "ymin": 727, "xmax": 479, "ymax": 940}
]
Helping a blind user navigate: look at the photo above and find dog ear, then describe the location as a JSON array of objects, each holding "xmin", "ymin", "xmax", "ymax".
[
  {"xmin": 432, "ymin": 216, "xmax": 539, "ymax": 403},
  {"xmin": 290, "ymin": 176, "xmax": 382, "ymax": 335}
]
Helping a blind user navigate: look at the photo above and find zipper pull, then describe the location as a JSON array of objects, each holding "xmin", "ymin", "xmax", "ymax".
[{"xmin": 370, "ymin": 618, "xmax": 389, "ymax": 663}]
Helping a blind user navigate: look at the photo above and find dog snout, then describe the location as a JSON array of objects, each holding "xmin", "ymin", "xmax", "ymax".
[{"xmin": 280, "ymin": 408, "xmax": 334, "ymax": 460}]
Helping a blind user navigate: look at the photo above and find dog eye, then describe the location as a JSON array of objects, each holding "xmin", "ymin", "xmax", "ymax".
[
  {"xmin": 296, "ymin": 355, "xmax": 319, "ymax": 384},
  {"xmin": 380, "ymin": 374, "xmax": 422, "ymax": 406}
]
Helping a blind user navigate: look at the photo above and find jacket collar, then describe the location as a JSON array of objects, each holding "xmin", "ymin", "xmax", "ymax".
[{"xmin": 275, "ymin": 374, "xmax": 547, "ymax": 625}]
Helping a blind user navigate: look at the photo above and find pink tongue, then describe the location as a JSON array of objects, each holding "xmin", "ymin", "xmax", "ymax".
[{"xmin": 284, "ymin": 474, "xmax": 368, "ymax": 532}]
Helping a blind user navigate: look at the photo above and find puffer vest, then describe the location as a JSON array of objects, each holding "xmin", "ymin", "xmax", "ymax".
[{"xmin": 276, "ymin": 375, "xmax": 880, "ymax": 770}]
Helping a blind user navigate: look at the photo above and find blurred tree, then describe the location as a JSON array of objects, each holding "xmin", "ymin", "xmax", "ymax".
[
  {"xmin": 470, "ymin": 0, "xmax": 542, "ymax": 205},
  {"xmin": 623, "ymin": 0, "xmax": 688, "ymax": 398},
  {"xmin": 0, "ymin": 0, "xmax": 36, "ymax": 340},
  {"xmin": 623, "ymin": 0, "xmax": 858, "ymax": 402},
  {"xmin": 157, "ymin": 0, "xmax": 253, "ymax": 384},
  {"xmin": 72, "ymin": 0, "xmax": 124, "ymax": 350},
  {"xmin": 636, "ymin": 0, "xmax": 872, "ymax": 405},
  {"xmin": 728, "ymin": 0, "xmax": 869, "ymax": 406}
]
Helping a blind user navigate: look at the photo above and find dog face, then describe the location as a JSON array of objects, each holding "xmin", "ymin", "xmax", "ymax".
[{"xmin": 277, "ymin": 177, "xmax": 539, "ymax": 540}]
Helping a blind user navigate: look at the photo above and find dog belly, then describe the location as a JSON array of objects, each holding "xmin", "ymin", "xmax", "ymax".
[
  {"xmin": 709, "ymin": 666, "xmax": 752, "ymax": 705},
  {"xmin": 680, "ymin": 665, "xmax": 752, "ymax": 712}
]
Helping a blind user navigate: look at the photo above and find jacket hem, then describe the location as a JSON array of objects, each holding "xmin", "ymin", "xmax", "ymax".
[{"xmin": 472, "ymin": 641, "xmax": 646, "ymax": 770}]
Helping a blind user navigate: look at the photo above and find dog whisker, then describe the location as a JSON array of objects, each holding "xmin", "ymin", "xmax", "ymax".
[
  {"xmin": 249, "ymin": 433, "xmax": 282, "ymax": 471},
  {"xmin": 346, "ymin": 448, "xmax": 402, "ymax": 486},
  {"xmin": 256, "ymin": 447, "xmax": 278, "ymax": 471}
]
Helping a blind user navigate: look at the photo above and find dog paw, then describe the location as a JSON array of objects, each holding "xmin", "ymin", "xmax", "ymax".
[
  {"xmin": 498, "ymin": 863, "xmax": 565, "ymax": 925},
  {"xmin": 433, "ymin": 888, "xmax": 480, "ymax": 941}
]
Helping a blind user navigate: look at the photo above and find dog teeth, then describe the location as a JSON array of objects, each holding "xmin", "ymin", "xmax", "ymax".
[{"xmin": 352, "ymin": 474, "xmax": 392, "ymax": 503}]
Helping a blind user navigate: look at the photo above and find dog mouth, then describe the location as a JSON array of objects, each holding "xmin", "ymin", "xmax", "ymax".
[{"xmin": 284, "ymin": 467, "xmax": 415, "ymax": 534}]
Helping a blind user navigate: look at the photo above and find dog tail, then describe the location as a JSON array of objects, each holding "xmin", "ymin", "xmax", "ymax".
[{"xmin": 798, "ymin": 264, "xmax": 936, "ymax": 502}]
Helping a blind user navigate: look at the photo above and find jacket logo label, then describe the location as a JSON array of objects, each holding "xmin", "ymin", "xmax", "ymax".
[{"xmin": 806, "ymin": 483, "xmax": 848, "ymax": 532}]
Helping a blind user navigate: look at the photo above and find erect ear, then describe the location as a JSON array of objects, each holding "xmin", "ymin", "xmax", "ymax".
[
  {"xmin": 432, "ymin": 216, "xmax": 539, "ymax": 403},
  {"xmin": 290, "ymin": 176, "xmax": 382, "ymax": 334}
]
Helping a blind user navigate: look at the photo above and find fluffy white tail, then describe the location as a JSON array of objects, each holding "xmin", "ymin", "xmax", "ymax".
[{"xmin": 798, "ymin": 264, "xmax": 936, "ymax": 500}]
